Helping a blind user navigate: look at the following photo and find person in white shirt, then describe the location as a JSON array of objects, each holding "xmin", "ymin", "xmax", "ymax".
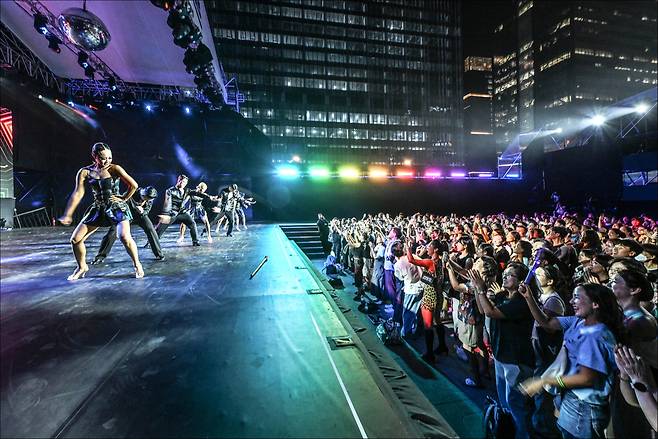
[{"xmin": 394, "ymin": 245, "xmax": 423, "ymax": 337}]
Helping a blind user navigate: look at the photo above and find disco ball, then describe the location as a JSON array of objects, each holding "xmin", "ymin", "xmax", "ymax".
[{"xmin": 58, "ymin": 7, "xmax": 111, "ymax": 51}]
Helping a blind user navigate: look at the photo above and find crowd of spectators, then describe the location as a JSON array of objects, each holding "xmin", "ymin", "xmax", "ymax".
[{"xmin": 327, "ymin": 209, "xmax": 657, "ymax": 438}]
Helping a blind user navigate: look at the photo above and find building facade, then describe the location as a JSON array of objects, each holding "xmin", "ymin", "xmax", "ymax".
[
  {"xmin": 206, "ymin": 0, "xmax": 463, "ymax": 167},
  {"xmin": 463, "ymin": 56, "xmax": 495, "ymax": 168},
  {"xmin": 492, "ymin": 0, "xmax": 657, "ymax": 152}
]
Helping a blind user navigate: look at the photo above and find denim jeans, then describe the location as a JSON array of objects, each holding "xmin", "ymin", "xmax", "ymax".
[
  {"xmin": 533, "ymin": 390, "xmax": 560, "ymax": 438},
  {"xmin": 557, "ymin": 390, "xmax": 608, "ymax": 439},
  {"xmin": 494, "ymin": 359, "xmax": 534, "ymax": 439},
  {"xmin": 401, "ymin": 293, "xmax": 422, "ymax": 337},
  {"xmin": 384, "ymin": 270, "xmax": 404, "ymax": 324}
]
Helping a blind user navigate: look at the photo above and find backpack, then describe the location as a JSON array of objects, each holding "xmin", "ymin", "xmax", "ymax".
[
  {"xmin": 483, "ymin": 396, "xmax": 516, "ymax": 439},
  {"xmin": 376, "ymin": 318, "xmax": 402, "ymax": 345}
]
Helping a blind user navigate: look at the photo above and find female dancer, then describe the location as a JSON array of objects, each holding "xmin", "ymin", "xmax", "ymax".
[{"xmin": 58, "ymin": 142, "xmax": 143, "ymax": 280}]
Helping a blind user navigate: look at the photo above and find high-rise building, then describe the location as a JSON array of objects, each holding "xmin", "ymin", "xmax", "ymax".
[
  {"xmin": 492, "ymin": 0, "xmax": 657, "ymax": 152},
  {"xmin": 463, "ymin": 56, "xmax": 495, "ymax": 169},
  {"xmin": 206, "ymin": 0, "xmax": 463, "ymax": 167}
]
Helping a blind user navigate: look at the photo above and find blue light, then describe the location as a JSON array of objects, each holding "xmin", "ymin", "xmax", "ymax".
[
  {"xmin": 277, "ymin": 166, "xmax": 300, "ymax": 178},
  {"xmin": 145, "ymin": 104, "xmax": 152, "ymax": 111},
  {"xmin": 106, "ymin": 103, "xmax": 113, "ymax": 109},
  {"xmin": 184, "ymin": 106, "xmax": 191, "ymax": 115},
  {"xmin": 68, "ymin": 101, "xmax": 74, "ymax": 107}
]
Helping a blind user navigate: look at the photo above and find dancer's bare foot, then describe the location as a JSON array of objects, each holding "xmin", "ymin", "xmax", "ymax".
[
  {"xmin": 176, "ymin": 237, "xmax": 184, "ymax": 244},
  {"xmin": 134, "ymin": 263, "xmax": 144, "ymax": 279},
  {"xmin": 67, "ymin": 265, "xmax": 89, "ymax": 281},
  {"xmin": 207, "ymin": 236, "xmax": 213, "ymax": 243}
]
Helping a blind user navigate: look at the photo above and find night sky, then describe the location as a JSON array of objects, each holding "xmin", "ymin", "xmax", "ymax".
[{"xmin": 461, "ymin": 0, "xmax": 516, "ymax": 58}]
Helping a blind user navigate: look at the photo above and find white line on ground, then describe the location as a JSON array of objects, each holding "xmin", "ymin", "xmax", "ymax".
[{"xmin": 310, "ymin": 313, "xmax": 368, "ymax": 439}]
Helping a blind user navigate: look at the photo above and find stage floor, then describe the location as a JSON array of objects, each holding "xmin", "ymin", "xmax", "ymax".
[{"xmin": 1, "ymin": 225, "xmax": 411, "ymax": 438}]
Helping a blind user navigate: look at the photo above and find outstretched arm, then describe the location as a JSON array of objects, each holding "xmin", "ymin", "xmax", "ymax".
[{"xmin": 58, "ymin": 168, "xmax": 87, "ymax": 225}]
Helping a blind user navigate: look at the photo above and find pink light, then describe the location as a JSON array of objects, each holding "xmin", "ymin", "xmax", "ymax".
[
  {"xmin": 424, "ymin": 169, "xmax": 442, "ymax": 178},
  {"xmin": 450, "ymin": 171, "xmax": 466, "ymax": 178}
]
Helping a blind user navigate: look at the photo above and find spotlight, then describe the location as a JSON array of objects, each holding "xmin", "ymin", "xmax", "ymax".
[
  {"xmin": 589, "ymin": 115, "xmax": 606, "ymax": 126},
  {"xmin": 554, "ymin": 127, "xmax": 563, "ymax": 134},
  {"xmin": 38, "ymin": 94, "xmax": 43, "ymax": 99},
  {"xmin": 33, "ymin": 13, "xmax": 49, "ymax": 35},
  {"xmin": 291, "ymin": 155, "xmax": 301, "ymax": 163},
  {"xmin": 145, "ymin": 104, "xmax": 152, "ymax": 111},
  {"xmin": 83, "ymin": 65, "xmax": 95, "ymax": 79},
  {"xmin": 184, "ymin": 106, "xmax": 191, "ymax": 115},
  {"xmin": 77, "ymin": 51, "xmax": 89, "ymax": 68},
  {"xmin": 46, "ymin": 34, "xmax": 62, "ymax": 53},
  {"xmin": 68, "ymin": 100, "xmax": 74, "ymax": 106},
  {"xmin": 106, "ymin": 103, "xmax": 113, "ymax": 109},
  {"xmin": 635, "ymin": 103, "xmax": 649, "ymax": 114},
  {"xmin": 108, "ymin": 76, "xmax": 117, "ymax": 91}
]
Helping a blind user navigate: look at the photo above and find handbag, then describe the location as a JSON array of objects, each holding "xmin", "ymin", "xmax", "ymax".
[{"xmin": 540, "ymin": 344, "xmax": 568, "ymax": 395}]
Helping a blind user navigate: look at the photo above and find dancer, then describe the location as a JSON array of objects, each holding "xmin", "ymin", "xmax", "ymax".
[
  {"xmin": 58, "ymin": 142, "xmax": 144, "ymax": 280},
  {"xmin": 214, "ymin": 184, "xmax": 237, "ymax": 237},
  {"xmin": 235, "ymin": 190, "xmax": 256, "ymax": 230},
  {"xmin": 91, "ymin": 186, "xmax": 164, "ymax": 264},
  {"xmin": 153, "ymin": 174, "xmax": 203, "ymax": 246},
  {"xmin": 177, "ymin": 182, "xmax": 216, "ymax": 243}
]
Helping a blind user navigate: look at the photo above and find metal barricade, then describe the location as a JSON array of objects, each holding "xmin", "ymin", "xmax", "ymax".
[{"xmin": 13, "ymin": 207, "xmax": 52, "ymax": 228}]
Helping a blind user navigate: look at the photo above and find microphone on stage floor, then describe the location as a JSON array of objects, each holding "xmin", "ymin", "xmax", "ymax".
[{"xmin": 250, "ymin": 256, "xmax": 268, "ymax": 279}]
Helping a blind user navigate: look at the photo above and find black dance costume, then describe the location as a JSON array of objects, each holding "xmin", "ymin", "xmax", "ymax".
[
  {"xmin": 94, "ymin": 189, "xmax": 164, "ymax": 262},
  {"xmin": 80, "ymin": 170, "xmax": 132, "ymax": 227}
]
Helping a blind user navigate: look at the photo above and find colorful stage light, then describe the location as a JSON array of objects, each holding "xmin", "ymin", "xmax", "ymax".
[
  {"xmin": 338, "ymin": 167, "xmax": 360, "ymax": 179},
  {"xmin": 450, "ymin": 171, "xmax": 466, "ymax": 178},
  {"xmin": 424, "ymin": 169, "xmax": 442, "ymax": 178},
  {"xmin": 309, "ymin": 167, "xmax": 330, "ymax": 178},
  {"xmin": 396, "ymin": 169, "xmax": 414, "ymax": 178},
  {"xmin": 277, "ymin": 166, "xmax": 299, "ymax": 178},
  {"xmin": 368, "ymin": 167, "xmax": 388, "ymax": 179}
]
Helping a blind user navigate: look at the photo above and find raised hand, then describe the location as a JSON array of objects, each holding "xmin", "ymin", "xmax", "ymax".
[{"xmin": 518, "ymin": 282, "xmax": 532, "ymax": 299}]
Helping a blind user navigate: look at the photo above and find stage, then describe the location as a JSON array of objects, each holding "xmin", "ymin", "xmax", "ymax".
[{"xmin": 0, "ymin": 224, "xmax": 453, "ymax": 438}]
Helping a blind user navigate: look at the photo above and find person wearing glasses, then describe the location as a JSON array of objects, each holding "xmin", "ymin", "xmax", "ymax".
[{"xmin": 470, "ymin": 262, "xmax": 535, "ymax": 438}]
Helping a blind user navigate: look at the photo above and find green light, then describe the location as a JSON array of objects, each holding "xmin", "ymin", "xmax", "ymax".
[
  {"xmin": 309, "ymin": 167, "xmax": 330, "ymax": 178},
  {"xmin": 277, "ymin": 165, "xmax": 299, "ymax": 178},
  {"xmin": 338, "ymin": 166, "xmax": 360, "ymax": 179}
]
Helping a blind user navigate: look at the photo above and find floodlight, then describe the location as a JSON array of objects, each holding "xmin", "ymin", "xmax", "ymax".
[
  {"xmin": 589, "ymin": 115, "xmax": 605, "ymax": 126},
  {"xmin": 634, "ymin": 103, "xmax": 649, "ymax": 114}
]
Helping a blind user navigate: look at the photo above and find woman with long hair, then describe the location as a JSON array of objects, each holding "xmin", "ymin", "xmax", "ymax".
[
  {"xmin": 58, "ymin": 143, "xmax": 143, "ymax": 280},
  {"xmin": 519, "ymin": 283, "xmax": 624, "ymax": 439},
  {"xmin": 406, "ymin": 239, "xmax": 449, "ymax": 362}
]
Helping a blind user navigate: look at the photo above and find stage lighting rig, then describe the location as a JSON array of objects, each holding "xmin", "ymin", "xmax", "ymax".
[
  {"xmin": 150, "ymin": 0, "xmax": 175, "ymax": 10},
  {"xmin": 46, "ymin": 34, "xmax": 62, "ymax": 53},
  {"xmin": 77, "ymin": 51, "xmax": 89, "ymax": 68},
  {"xmin": 33, "ymin": 12, "xmax": 49, "ymax": 35},
  {"xmin": 167, "ymin": 1, "xmax": 201, "ymax": 48}
]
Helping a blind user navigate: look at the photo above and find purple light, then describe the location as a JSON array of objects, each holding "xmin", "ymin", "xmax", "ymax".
[
  {"xmin": 476, "ymin": 172, "xmax": 494, "ymax": 178},
  {"xmin": 450, "ymin": 171, "xmax": 466, "ymax": 178},
  {"xmin": 425, "ymin": 169, "xmax": 442, "ymax": 178}
]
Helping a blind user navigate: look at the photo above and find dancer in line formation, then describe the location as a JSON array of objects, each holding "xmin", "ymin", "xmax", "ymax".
[{"xmin": 59, "ymin": 143, "xmax": 256, "ymax": 280}]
